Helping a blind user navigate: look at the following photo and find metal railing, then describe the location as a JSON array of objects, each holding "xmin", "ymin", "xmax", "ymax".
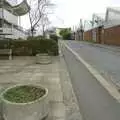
[{"xmin": 0, "ymin": 27, "xmax": 12, "ymax": 35}]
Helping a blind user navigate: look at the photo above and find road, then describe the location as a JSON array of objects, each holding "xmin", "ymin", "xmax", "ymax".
[
  {"xmin": 61, "ymin": 41, "xmax": 120, "ymax": 120},
  {"xmin": 64, "ymin": 40, "xmax": 120, "ymax": 87}
]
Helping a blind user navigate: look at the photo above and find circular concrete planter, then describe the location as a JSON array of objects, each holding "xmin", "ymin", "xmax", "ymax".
[
  {"xmin": 36, "ymin": 53, "xmax": 52, "ymax": 64},
  {"xmin": 1, "ymin": 85, "xmax": 49, "ymax": 120}
]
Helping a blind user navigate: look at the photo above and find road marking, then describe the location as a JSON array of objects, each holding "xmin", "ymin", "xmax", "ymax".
[{"xmin": 62, "ymin": 41, "xmax": 120, "ymax": 103}]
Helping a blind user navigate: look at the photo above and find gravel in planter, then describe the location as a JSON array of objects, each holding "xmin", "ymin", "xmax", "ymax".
[{"xmin": 3, "ymin": 85, "xmax": 46, "ymax": 103}]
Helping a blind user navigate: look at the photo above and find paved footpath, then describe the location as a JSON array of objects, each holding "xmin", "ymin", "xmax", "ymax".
[
  {"xmin": 61, "ymin": 41, "xmax": 120, "ymax": 120},
  {"xmin": 0, "ymin": 57, "xmax": 65, "ymax": 120},
  {"xmin": 0, "ymin": 56, "xmax": 82, "ymax": 120}
]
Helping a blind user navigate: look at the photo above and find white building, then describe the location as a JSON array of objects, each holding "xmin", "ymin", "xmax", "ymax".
[{"xmin": 0, "ymin": 0, "xmax": 30, "ymax": 40}]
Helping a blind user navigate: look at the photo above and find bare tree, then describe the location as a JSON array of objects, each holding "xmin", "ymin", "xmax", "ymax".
[
  {"xmin": 41, "ymin": 15, "xmax": 51, "ymax": 36},
  {"xmin": 28, "ymin": 0, "xmax": 53, "ymax": 37}
]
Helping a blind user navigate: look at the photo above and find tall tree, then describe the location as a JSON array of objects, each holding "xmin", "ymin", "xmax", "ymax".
[
  {"xmin": 40, "ymin": 15, "xmax": 51, "ymax": 37},
  {"xmin": 59, "ymin": 28, "xmax": 71, "ymax": 40}
]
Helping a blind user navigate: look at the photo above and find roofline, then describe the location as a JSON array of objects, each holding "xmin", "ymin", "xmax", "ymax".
[
  {"xmin": 92, "ymin": 13, "xmax": 105, "ymax": 20},
  {"xmin": 107, "ymin": 7, "xmax": 120, "ymax": 14},
  {"xmin": 105, "ymin": 7, "xmax": 120, "ymax": 22},
  {"xmin": 2, "ymin": 0, "xmax": 30, "ymax": 16}
]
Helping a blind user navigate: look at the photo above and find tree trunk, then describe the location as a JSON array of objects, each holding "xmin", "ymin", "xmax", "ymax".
[
  {"xmin": 31, "ymin": 29, "xmax": 34, "ymax": 37},
  {"xmin": 42, "ymin": 25, "xmax": 45, "ymax": 37}
]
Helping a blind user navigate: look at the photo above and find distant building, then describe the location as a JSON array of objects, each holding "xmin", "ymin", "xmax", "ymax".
[
  {"xmin": 55, "ymin": 28, "xmax": 64, "ymax": 38},
  {"xmin": 84, "ymin": 7, "xmax": 120, "ymax": 45},
  {"xmin": 0, "ymin": 0, "xmax": 30, "ymax": 40}
]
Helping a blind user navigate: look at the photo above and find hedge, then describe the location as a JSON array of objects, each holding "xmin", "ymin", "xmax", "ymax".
[
  {"xmin": 28, "ymin": 39, "xmax": 59, "ymax": 56},
  {"xmin": 10, "ymin": 40, "xmax": 32, "ymax": 56},
  {"xmin": 12, "ymin": 39, "xmax": 58, "ymax": 56},
  {"xmin": 0, "ymin": 39, "xmax": 11, "ymax": 49},
  {"xmin": 50, "ymin": 34, "xmax": 58, "ymax": 43},
  {"xmin": 0, "ymin": 38, "xmax": 59, "ymax": 56}
]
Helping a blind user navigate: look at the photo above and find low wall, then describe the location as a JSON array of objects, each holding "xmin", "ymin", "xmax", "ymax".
[
  {"xmin": 84, "ymin": 30, "xmax": 92, "ymax": 41},
  {"xmin": 104, "ymin": 25, "xmax": 120, "ymax": 46},
  {"xmin": 83, "ymin": 25, "xmax": 120, "ymax": 46}
]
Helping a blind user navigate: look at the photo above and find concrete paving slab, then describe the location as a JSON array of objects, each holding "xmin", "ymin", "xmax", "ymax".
[
  {"xmin": 49, "ymin": 102, "xmax": 65, "ymax": 118},
  {"xmin": 48, "ymin": 89, "xmax": 63, "ymax": 102},
  {"xmin": 0, "ymin": 56, "xmax": 66, "ymax": 120}
]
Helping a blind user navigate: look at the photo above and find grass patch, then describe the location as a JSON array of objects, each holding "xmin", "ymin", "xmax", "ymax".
[{"xmin": 3, "ymin": 85, "xmax": 46, "ymax": 103}]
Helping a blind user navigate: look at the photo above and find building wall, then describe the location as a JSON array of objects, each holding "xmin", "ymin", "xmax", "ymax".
[
  {"xmin": 0, "ymin": 23, "xmax": 28, "ymax": 40},
  {"xmin": 84, "ymin": 30, "xmax": 92, "ymax": 41},
  {"xmin": 0, "ymin": 2, "xmax": 18, "ymax": 25},
  {"xmin": 3, "ymin": 9, "xmax": 18, "ymax": 25},
  {"xmin": 104, "ymin": 25, "xmax": 120, "ymax": 45},
  {"xmin": 84, "ymin": 27, "xmax": 104, "ymax": 44},
  {"xmin": 0, "ymin": 1, "xmax": 28, "ymax": 40},
  {"xmin": 93, "ymin": 27, "xmax": 104, "ymax": 43},
  {"xmin": 56, "ymin": 28, "xmax": 61, "ymax": 37},
  {"xmin": 84, "ymin": 25, "xmax": 120, "ymax": 46},
  {"xmin": 6, "ymin": 27, "xmax": 28, "ymax": 39},
  {"xmin": 0, "ymin": 8, "xmax": 2, "ymax": 18}
]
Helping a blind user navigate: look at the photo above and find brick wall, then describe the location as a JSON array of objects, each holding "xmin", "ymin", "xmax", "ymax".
[
  {"xmin": 84, "ymin": 25, "xmax": 120, "ymax": 46},
  {"xmin": 84, "ymin": 28, "xmax": 100, "ymax": 43},
  {"xmin": 94, "ymin": 27, "xmax": 104, "ymax": 44},
  {"xmin": 84, "ymin": 30, "xmax": 92, "ymax": 41},
  {"xmin": 104, "ymin": 25, "xmax": 120, "ymax": 46}
]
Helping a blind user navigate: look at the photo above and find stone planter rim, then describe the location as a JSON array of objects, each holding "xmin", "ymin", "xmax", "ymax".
[
  {"xmin": 36, "ymin": 53, "xmax": 49, "ymax": 56},
  {"xmin": 1, "ymin": 84, "xmax": 48, "ymax": 105}
]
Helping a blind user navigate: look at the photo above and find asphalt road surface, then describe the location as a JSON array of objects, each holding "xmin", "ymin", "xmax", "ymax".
[
  {"xmin": 62, "ymin": 42, "xmax": 120, "ymax": 120},
  {"xmin": 65, "ymin": 40, "xmax": 120, "ymax": 87}
]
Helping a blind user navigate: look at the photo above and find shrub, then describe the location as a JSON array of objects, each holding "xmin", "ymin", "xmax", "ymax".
[
  {"xmin": 10, "ymin": 40, "xmax": 32, "ymax": 56},
  {"xmin": 0, "ymin": 39, "xmax": 12, "ymax": 49},
  {"xmin": 29, "ymin": 39, "xmax": 59, "ymax": 56},
  {"xmin": 50, "ymin": 34, "xmax": 58, "ymax": 43},
  {"xmin": 9, "ymin": 37, "xmax": 59, "ymax": 56},
  {"xmin": 59, "ymin": 28, "xmax": 71, "ymax": 40},
  {"xmin": 27, "ymin": 35, "xmax": 45, "ymax": 41}
]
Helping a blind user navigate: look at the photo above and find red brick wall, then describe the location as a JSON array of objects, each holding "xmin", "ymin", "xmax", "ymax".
[
  {"xmin": 92, "ymin": 27, "xmax": 105, "ymax": 44},
  {"xmin": 84, "ymin": 28, "xmax": 102, "ymax": 43},
  {"xmin": 84, "ymin": 30, "xmax": 92, "ymax": 41},
  {"xmin": 104, "ymin": 25, "xmax": 120, "ymax": 46}
]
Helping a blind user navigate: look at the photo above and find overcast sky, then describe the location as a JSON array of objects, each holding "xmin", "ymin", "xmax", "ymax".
[{"xmin": 19, "ymin": 0, "xmax": 120, "ymax": 29}]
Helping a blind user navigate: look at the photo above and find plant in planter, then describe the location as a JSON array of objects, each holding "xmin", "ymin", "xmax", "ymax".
[
  {"xmin": 36, "ymin": 49, "xmax": 52, "ymax": 64},
  {"xmin": 1, "ymin": 85, "xmax": 49, "ymax": 120}
]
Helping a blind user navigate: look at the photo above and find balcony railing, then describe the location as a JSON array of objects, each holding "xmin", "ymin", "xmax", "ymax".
[{"xmin": 0, "ymin": 27, "xmax": 12, "ymax": 35}]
